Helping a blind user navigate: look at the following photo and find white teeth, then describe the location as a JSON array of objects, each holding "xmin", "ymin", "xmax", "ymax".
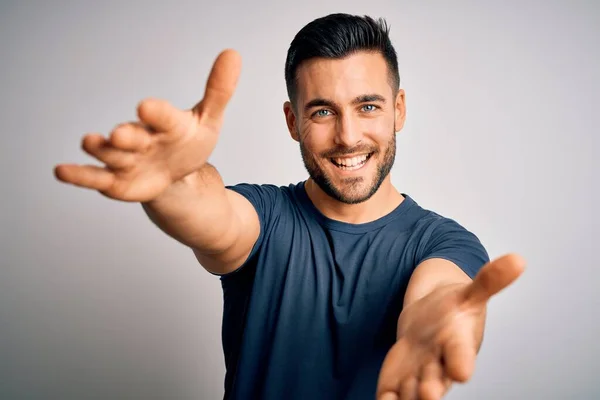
[
  {"xmin": 334, "ymin": 154, "xmax": 367, "ymax": 167},
  {"xmin": 332, "ymin": 154, "xmax": 369, "ymax": 170}
]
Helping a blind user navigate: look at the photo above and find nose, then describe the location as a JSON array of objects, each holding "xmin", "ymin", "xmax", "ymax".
[{"xmin": 333, "ymin": 114, "xmax": 362, "ymax": 148}]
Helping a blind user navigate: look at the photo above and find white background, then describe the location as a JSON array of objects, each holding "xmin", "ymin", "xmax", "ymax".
[{"xmin": 1, "ymin": 1, "xmax": 597, "ymax": 398}]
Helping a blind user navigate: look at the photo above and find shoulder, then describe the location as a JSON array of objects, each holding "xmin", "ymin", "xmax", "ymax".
[
  {"xmin": 385, "ymin": 194, "xmax": 454, "ymax": 236},
  {"xmin": 400, "ymin": 195, "xmax": 490, "ymax": 278},
  {"xmin": 225, "ymin": 182, "xmax": 308, "ymax": 228},
  {"xmin": 226, "ymin": 181, "xmax": 301, "ymax": 198},
  {"xmin": 226, "ymin": 182, "xmax": 301, "ymax": 207},
  {"xmin": 400, "ymin": 195, "xmax": 469, "ymax": 234}
]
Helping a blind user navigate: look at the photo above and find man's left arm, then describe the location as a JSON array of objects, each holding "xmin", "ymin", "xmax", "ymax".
[
  {"xmin": 403, "ymin": 257, "xmax": 487, "ymax": 353},
  {"xmin": 376, "ymin": 219, "xmax": 525, "ymax": 400}
]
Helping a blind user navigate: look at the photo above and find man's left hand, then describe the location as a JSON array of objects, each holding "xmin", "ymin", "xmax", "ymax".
[{"xmin": 376, "ymin": 254, "xmax": 525, "ymax": 400}]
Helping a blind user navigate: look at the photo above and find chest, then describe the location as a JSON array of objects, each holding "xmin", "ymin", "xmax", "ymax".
[{"xmin": 252, "ymin": 215, "xmax": 420, "ymax": 334}]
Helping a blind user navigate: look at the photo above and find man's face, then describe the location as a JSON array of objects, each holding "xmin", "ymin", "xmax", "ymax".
[{"xmin": 284, "ymin": 51, "xmax": 406, "ymax": 204}]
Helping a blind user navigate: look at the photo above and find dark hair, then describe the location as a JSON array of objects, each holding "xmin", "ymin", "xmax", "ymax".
[{"xmin": 284, "ymin": 13, "xmax": 400, "ymax": 106}]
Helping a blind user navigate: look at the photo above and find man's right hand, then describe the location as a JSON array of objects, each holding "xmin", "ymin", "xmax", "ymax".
[{"xmin": 54, "ymin": 49, "xmax": 242, "ymax": 203}]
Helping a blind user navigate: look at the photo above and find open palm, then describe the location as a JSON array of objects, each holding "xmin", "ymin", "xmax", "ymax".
[{"xmin": 377, "ymin": 254, "xmax": 526, "ymax": 400}]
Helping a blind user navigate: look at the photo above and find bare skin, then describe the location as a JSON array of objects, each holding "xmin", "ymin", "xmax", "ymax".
[
  {"xmin": 377, "ymin": 254, "xmax": 525, "ymax": 400},
  {"xmin": 54, "ymin": 50, "xmax": 260, "ymax": 274},
  {"xmin": 284, "ymin": 52, "xmax": 407, "ymax": 224}
]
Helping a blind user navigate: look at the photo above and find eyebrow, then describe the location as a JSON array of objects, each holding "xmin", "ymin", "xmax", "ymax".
[
  {"xmin": 303, "ymin": 94, "xmax": 386, "ymax": 113},
  {"xmin": 352, "ymin": 94, "xmax": 386, "ymax": 105}
]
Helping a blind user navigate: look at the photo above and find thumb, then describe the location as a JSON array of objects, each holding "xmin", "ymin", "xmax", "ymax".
[
  {"xmin": 193, "ymin": 49, "xmax": 242, "ymax": 126},
  {"xmin": 463, "ymin": 253, "xmax": 526, "ymax": 305}
]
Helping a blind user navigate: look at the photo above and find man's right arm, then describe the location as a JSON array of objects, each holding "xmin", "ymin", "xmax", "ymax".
[
  {"xmin": 142, "ymin": 163, "xmax": 260, "ymax": 275},
  {"xmin": 54, "ymin": 50, "xmax": 258, "ymax": 274}
]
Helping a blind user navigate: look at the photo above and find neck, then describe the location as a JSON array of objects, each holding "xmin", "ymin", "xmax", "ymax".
[{"xmin": 304, "ymin": 176, "xmax": 404, "ymax": 224}]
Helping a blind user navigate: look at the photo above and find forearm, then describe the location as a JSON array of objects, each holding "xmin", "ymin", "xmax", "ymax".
[{"xmin": 141, "ymin": 163, "xmax": 238, "ymax": 254}]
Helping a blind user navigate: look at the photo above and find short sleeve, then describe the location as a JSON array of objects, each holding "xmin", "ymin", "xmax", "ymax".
[
  {"xmin": 417, "ymin": 218, "xmax": 490, "ymax": 279},
  {"xmin": 223, "ymin": 183, "xmax": 283, "ymax": 272}
]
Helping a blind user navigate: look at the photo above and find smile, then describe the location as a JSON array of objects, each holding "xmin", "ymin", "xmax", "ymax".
[{"xmin": 330, "ymin": 153, "xmax": 373, "ymax": 171}]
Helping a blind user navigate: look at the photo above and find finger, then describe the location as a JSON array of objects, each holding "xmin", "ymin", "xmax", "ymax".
[
  {"xmin": 82, "ymin": 134, "xmax": 137, "ymax": 169},
  {"xmin": 427, "ymin": 376, "xmax": 453, "ymax": 399},
  {"xmin": 419, "ymin": 378, "xmax": 451, "ymax": 400},
  {"xmin": 194, "ymin": 49, "xmax": 242, "ymax": 125},
  {"xmin": 441, "ymin": 376, "xmax": 453, "ymax": 395},
  {"xmin": 398, "ymin": 375, "xmax": 418, "ymax": 400},
  {"xmin": 442, "ymin": 337, "xmax": 476, "ymax": 383},
  {"xmin": 109, "ymin": 122, "xmax": 153, "ymax": 152},
  {"xmin": 54, "ymin": 164, "xmax": 115, "ymax": 191},
  {"xmin": 377, "ymin": 340, "xmax": 422, "ymax": 398},
  {"xmin": 418, "ymin": 360, "xmax": 446, "ymax": 400},
  {"xmin": 137, "ymin": 98, "xmax": 188, "ymax": 134},
  {"xmin": 463, "ymin": 253, "xmax": 526, "ymax": 305}
]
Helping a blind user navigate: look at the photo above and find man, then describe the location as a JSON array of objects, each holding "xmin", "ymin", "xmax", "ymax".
[{"xmin": 55, "ymin": 13, "xmax": 524, "ymax": 400}]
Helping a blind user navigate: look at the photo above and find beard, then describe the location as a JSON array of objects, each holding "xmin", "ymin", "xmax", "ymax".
[{"xmin": 299, "ymin": 132, "xmax": 396, "ymax": 204}]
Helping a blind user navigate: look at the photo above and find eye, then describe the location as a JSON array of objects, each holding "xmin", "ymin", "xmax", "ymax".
[
  {"xmin": 313, "ymin": 109, "xmax": 332, "ymax": 118},
  {"xmin": 361, "ymin": 104, "xmax": 378, "ymax": 112}
]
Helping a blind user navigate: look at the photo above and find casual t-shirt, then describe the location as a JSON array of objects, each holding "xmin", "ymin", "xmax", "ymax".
[{"xmin": 218, "ymin": 181, "xmax": 489, "ymax": 399}]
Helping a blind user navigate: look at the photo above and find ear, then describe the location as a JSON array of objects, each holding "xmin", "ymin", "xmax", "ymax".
[
  {"xmin": 283, "ymin": 101, "xmax": 300, "ymax": 142},
  {"xmin": 394, "ymin": 89, "xmax": 406, "ymax": 133}
]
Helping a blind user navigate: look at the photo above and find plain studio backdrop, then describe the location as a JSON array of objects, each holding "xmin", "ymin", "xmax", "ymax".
[{"xmin": 1, "ymin": 1, "xmax": 597, "ymax": 399}]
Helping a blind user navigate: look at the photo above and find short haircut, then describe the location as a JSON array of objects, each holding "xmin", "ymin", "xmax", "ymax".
[{"xmin": 284, "ymin": 13, "xmax": 400, "ymax": 106}]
